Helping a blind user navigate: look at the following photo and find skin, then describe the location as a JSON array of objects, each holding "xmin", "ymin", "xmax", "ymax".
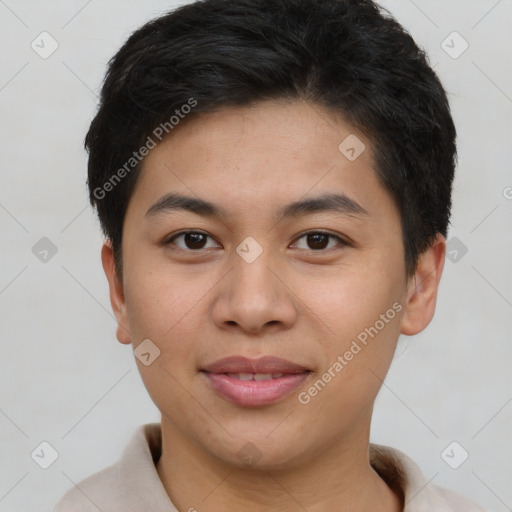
[{"xmin": 102, "ymin": 99, "xmax": 446, "ymax": 512}]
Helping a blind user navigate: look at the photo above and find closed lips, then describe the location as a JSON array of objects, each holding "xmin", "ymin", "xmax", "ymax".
[
  {"xmin": 201, "ymin": 355, "xmax": 312, "ymax": 406},
  {"xmin": 226, "ymin": 373, "xmax": 286, "ymax": 380},
  {"xmin": 201, "ymin": 355, "xmax": 311, "ymax": 375}
]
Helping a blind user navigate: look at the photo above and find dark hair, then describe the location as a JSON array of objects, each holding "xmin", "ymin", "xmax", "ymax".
[{"xmin": 86, "ymin": 0, "xmax": 456, "ymax": 278}]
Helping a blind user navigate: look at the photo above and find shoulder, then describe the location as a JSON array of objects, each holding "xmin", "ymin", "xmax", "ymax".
[
  {"xmin": 53, "ymin": 463, "xmax": 122, "ymax": 512},
  {"xmin": 432, "ymin": 485, "xmax": 488, "ymax": 512},
  {"xmin": 369, "ymin": 443, "xmax": 488, "ymax": 512},
  {"xmin": 53, "ymin": 423, "xmax": 169, "ymax": 512}
]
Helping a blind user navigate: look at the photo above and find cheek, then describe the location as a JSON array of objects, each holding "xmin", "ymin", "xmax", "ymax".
[
  {"xmin": 298, "ymin": 276, "xmax": 403, "ymax": 426},
  {"xmin": 305, "ymin": 262, "xmax": 404, "ymax": 341},
  {"xmin": 122, "ymin": 258, "xmax": 221, "ymax": 354},
  {"xmin": 121, "ymin": 265, "xmax": 209, "ymax": 408},
  {"xmin": 303, "ymin": 259, "xmax": 405, "ymax": 402}
]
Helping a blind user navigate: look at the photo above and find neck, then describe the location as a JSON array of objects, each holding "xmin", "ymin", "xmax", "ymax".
[{"xmin": 155, "ymin": 417, "xmax": 403, "ymax": 512}]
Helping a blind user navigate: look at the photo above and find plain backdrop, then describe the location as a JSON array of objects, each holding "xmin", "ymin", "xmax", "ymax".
[{"xmin": 0, "ymin": 1, "xmax": 511, "ymax": 511}]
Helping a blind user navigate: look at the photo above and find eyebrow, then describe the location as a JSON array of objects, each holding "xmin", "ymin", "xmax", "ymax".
[{"xmin": 145, "ymin": 192, "xmax": 368, "ymax": 222}]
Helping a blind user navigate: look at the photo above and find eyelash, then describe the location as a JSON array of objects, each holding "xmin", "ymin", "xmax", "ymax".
[{"xmin": 163, "ymin": 230, "xmax": 350, "ymax": 253}]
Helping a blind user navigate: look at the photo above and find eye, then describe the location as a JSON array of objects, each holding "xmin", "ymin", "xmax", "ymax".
[
  {"xmin": 164, "ymin": 230, "xmax": 349, "ymax": 253},
  {"xmin": 165, "ymin": 231, "xmax": 220, "ymax": 251},
  {"xmin": 291, "ymin": 231, "xmax": 348, "ymax": 251}
]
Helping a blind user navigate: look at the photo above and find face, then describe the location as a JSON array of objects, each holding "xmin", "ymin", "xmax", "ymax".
[{"xmin": 103, "ymin": 99, "xmax": 444, "ymax": 470}]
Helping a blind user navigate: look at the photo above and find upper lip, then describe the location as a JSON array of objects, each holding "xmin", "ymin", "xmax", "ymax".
[{"xmin": 202, "ymin": 356, "xmax": 310, "ymax": 374}]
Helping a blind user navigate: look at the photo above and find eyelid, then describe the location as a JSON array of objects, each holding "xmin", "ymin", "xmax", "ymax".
[
  {"xmin": 164, "ymin": 230, "xmax": 221, "ymax": 248},
  {"xmin": 164, "ymin": 229, "xmax": 351, "ymax": 252},
  {"xmin": 290, "ymin": 230, "xmax": 351, "ymax": 250}
]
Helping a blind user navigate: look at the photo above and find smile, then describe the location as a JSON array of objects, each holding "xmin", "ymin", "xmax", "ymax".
[{"xmin": 201, "ymin": 356, "xmax": 311, "ymax": 407}]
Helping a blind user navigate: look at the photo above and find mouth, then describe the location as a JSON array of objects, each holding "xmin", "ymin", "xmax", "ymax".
[
  {"xmin": 201, "ymin": 356, "xmax": 311, "ymax": 407},
  {"xmin": 222, "ymin": 372, "xmax": 289, "ymax": 380}
]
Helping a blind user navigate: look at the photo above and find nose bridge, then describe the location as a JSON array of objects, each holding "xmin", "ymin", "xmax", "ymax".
[
  {"xmin": 232, "ymin": 239, "xmax": 280, "ymax": 305},
  {"xmin": 212, "ymin": 238, "xmax": 297, "ymax": 332}
]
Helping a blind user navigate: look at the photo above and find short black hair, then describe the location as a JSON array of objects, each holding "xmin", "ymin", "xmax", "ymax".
[{"xmin": 86, "ymin": 0, "xmax": 457, "ymax": 278}]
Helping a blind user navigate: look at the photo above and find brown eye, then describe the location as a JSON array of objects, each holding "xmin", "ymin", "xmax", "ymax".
[
  {"xmin": 292, "ymin": 231, "xmax": 347, "ymax": 251},
  {"xmin": 306, "ymin": 233, "xmax": 330, "ymax": 250},
  {"xmin": 183, "ymin": 233, "xmax": 207, "ymax": 249},
  {"xmin": 166, "ymin": 231, "xmax": 220, "ymax": 251}
]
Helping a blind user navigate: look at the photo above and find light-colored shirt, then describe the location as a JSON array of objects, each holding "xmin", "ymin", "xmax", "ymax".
[{"xmin": 54, "ymin": 423, "xmax": 486, "ymax": 512}]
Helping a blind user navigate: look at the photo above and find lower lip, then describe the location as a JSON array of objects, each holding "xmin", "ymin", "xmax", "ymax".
[{"xmin": 202, "ymin": 372, "xmax": 310, "ymax": 407}]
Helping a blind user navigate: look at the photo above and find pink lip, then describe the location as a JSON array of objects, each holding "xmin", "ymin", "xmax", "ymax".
[
  {"xmin": 201, "ymin": 356, "xmax": 311, "ymax": 407},
  {"xmin": 202, "ymin": 355, "xmax": 309, "ymax": 374}
]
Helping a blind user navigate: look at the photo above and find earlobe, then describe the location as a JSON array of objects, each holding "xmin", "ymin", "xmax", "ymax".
[
  {"xmin": 101, "ymin": 240, "xmax": 132, "ymax": 345},
  {"xmin": 400, "ymin": 234, "xmax": 446, "ymax": 336}
]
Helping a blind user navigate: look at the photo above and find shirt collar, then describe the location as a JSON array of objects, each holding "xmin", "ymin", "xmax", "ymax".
[{"xmin": 117, "ymin": 423, "xmax": 461, "ymax": 512}]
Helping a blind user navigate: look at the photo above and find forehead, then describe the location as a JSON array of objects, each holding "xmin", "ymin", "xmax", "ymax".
[{"xmin": 127, "ymin": 99, "xmax": 397, "ymax": 225}]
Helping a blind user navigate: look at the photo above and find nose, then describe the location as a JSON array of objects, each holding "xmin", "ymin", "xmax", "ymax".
[{"xmin": 211, "ymin": 250, "xmax": 298, "ymax": 335}]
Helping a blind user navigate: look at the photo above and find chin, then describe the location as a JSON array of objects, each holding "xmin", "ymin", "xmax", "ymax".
[{"xmin": 204, "ymin": 430, "xmax": 312, "ymax": 472}]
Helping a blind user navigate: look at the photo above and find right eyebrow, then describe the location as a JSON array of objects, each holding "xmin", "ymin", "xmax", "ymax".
[{"xmin": 144, "ymin": 191, "xmax": 369, "ymax": 224}]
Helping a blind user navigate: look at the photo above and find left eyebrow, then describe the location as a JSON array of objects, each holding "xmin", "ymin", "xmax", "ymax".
[
  {"xmin": 145, "ymin": 192, "xmax": 369, "ymax": 222},
  {"xmin": 146, "ymin": 193, "xmax": 224, "ymax": 219},
  {"xmin": 276, "ymin": 192, "xmax": 368, "ymax": 220}
]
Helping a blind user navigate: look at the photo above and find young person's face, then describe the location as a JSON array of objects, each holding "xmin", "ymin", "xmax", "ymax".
[{"xmin": 103, "ymin": 99, "xmax": 445, "ymax": 469}]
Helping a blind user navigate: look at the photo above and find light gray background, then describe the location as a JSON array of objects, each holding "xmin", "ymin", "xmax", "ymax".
[{"xmin": 1, "ymin": 1, "xmax": 511, "ymax": 511}]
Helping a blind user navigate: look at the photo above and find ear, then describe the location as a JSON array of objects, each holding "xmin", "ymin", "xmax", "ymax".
[
  {"xmin": 400, "ymin": 233, "xmax": 446, "ymax": 336},
  {"xmin": 101, "ymin": 240, "xmax": 132, "ymax": 345}
]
